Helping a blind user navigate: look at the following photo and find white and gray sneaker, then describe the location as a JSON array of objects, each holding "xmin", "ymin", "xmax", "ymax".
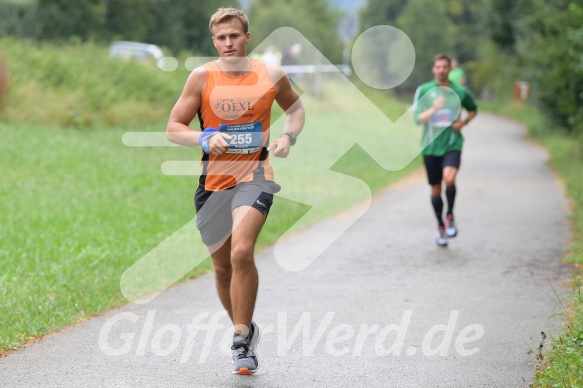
[
  {"xmin": 231, "ymin": 337, "xmax": 256, "ymax": 375},
  {"xmin": 248, "ymin": 321, "xmax": 261, "ymax": 370},
  {"xmin": 445, "ymin": 215, "xmax": 458, "ymax": 238},
  {"xmin": 436, "ymin": 226, "xmax": 448, "ymax": 247}
]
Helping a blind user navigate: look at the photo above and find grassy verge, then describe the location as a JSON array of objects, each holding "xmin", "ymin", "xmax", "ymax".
[
  {"xmin": 0, "ymin": 40, "xmax": 421, "ymax": 353},
  {"xmin": 480, "ymin": 99, "xmax": 583, "ymax": 386},
  {"xmin": 0, "ymin": 37, "xmax": 186, "ymax": 128}
]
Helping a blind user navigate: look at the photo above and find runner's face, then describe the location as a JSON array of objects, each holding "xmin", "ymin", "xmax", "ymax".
[
  {"xmin": 432, "ymin": 59, "xmax": 450, "ymax": 83},
  {"xmin": 212, "ymin": 19, "xmax": 250, "ymax": 59}
]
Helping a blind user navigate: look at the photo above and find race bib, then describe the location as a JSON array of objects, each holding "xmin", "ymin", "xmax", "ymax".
[
  {"xmin": 219, "ymin": 121, "xmax": 263, "ymax": 154},
  {"xmin": 431, "ymin": 108, "xmax": 455, "ymax": 128}
]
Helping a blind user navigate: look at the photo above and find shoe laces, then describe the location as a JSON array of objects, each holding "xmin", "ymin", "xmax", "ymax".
[{"xmin": 231, "ymin": 341, "xmax": 250, "ymax": 360}]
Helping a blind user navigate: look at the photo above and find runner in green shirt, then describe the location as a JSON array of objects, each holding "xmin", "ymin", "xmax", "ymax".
[
  {"xmin": 448, "ymin": 58, "xmax": 466, "ymax": 86},
  {"xmin": 413, "ymin": 53, "xmax": 478, "ymax": 247}
]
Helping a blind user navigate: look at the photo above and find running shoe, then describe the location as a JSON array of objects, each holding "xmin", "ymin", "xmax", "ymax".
[
  {"xmin": 231, "ymin": 337, "xmax": 257, "ymax": 375},
  {"xmin": 436, "ymin": 226, "xmax": 448, "ymax": 247},
  {"xmin": 248, "ymin": 321, "xmax": 261, "ymax": 369},
  {"xmin": 445, "ymin": 214, "xmax": 458, "ymax": 238}
]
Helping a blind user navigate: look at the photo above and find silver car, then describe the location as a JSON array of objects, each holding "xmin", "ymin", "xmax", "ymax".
[{"xmin": 109, "ymin": 41, "xmax": 164, "ymax": 68}]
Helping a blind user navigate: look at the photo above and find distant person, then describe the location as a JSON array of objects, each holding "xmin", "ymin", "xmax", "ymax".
[
  {"xmin": 281, "ymin": 43, "xmax": 302, "ymax": 66},
  {"xmin": 261, "ymin": 46, "xmax": 281, "ymax": 65},
  {"xmin": 281, "ymin": 44, "xmax": 304, "ymax": 81},
  {"xmin": 480, "ymin": 86, "xmax": 492, "ymax": 100},
  {"xmin": 448, "ymin": 58, "xmax": 466, "ymax": 86},
  {"xmin": 248, "ymin": 51, "xmax": 263, "ymax": 60},
  {"xmin": 413, "ymin": 53, "xmax": 478, "ymax": 247},
  {"xmin": 166, "ymin": 7, "xmax": 304, "ymax": 375}
]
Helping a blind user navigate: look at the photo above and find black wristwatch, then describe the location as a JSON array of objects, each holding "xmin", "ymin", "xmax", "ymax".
[{"xmin": 282, "ymin": 131, "xmax": 296, "ymax": 146}]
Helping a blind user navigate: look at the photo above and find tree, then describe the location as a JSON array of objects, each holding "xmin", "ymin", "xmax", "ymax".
[
  {"xmin": 36, "ymin": 0, "xmax": 106, "ymax": 41},
  {"xmin": 356, "ymin": 0, "xmax": 488, "ymax": 91},
  {"xmin": 104, "ymin": 0, "xmax": 232, "ymax": 55},
  {"xmin": 179, "ymin": 0, "xmax": 236, "ymax": 55},
  {"xmin": 443, "ymin": 0, "xmax": 485, "ymax": 64},
  {"xmin": 396, "ymin": 0, "xmax": 455, "ymax": 89},
  {"xmin": 104, "ymin": 0, "xmax": 159, "ymax": 44},
  {"xmin": 35, "ymin": 0, "xmax": 237, "ymax": 55},
  {"xmin": 0, "ymin": 1, "xmax": 38, "ymax": 39},
  {"xmin": 516, "ymin": 0, "xmax": 583, "ymax": 134},
  {"xmin": 359, "ymin": 0, "xmax": 407, "ymax": 31},
  {"xmin": 356, "ymin": 0, "xmax": 409, "ymax": 87},
  {"xmin": 481, "ymin": 0, "xmax": 520, "ymax": 54},
  {"xmin": 248, "ymin": 0, "xmax": 343, "ymax": 63}
]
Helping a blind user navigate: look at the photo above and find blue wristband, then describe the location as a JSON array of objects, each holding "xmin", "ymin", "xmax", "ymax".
[{"xmin": 198, "ymin": 128, "xmax": 219, "ymax": 154}]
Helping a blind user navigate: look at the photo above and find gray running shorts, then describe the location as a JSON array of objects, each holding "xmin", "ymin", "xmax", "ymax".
[{"xmin": 194, "ymin": 181, "xmax": 281, "ymax": 245}]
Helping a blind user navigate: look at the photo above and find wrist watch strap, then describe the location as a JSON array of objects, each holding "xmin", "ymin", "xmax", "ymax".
[{"xmin": 282, "ymin": 131, "xmax": 296, "ymax": 145}]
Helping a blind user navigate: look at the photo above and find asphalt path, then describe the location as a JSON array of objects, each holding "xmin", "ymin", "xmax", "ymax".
[{"xmin": 0, "ymin": 113, "xmax": 573, "ymax": 387}]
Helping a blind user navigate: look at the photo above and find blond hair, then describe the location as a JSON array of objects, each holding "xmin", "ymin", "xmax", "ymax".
[{"xmin": 209, "ymin": 8, "xmax": 249, "ymax": 35}]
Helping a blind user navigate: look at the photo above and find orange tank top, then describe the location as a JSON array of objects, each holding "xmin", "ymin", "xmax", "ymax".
[{"xmin": 198, "ymin": 59, "xmax": 277, "ymax": 191}]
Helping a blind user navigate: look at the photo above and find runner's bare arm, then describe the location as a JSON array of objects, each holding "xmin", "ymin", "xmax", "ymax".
[
  {"xmin": 464, "ymin": 110, "xmax": 477, "ymax": 125},
  {"xmin": 167, "ymin": 67, "xmax": 232, "ymax": 152},
  {"xmin": 267, "ymin": 65, "xmax": 305, "ymax": 157},
  {"xmin": 452, "ymin": 110, "xmax": 477, "ymax": 132},
  {"xmin": 166, "ymin": 67, "xmax": 210, "ymax": 147},
  {"xmin": 417, "ymin": 96, "xmax": 445, "ymax": 124}
]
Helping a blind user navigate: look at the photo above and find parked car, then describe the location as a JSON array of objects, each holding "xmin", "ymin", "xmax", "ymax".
[{"xmin": 109, "ymin": 41, "xmax": 164, "ymax": 68}]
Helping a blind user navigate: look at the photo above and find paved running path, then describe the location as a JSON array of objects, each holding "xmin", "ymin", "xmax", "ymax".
[{"xmin": 0, "ymin": 113, "xmax": 572, "ymax": 387}]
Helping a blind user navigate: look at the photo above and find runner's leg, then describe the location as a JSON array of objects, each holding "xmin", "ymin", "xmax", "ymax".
[
  {"xmin": 425, "ymin": 155, "xmax": 445, "ymax": 227},
  {"xmin": 443, "ymin": 150, "xmax": 461, "ymax": 216},
  {"xmin": 431, "ymin": 184, "xmax": 444, "ymax": 227},
  {"xmin": 230, "ymin": 206, "xmax": 266, "ymax": 334},
  {"xmin": 443, "ymin": 167, "xmax": 458, "ymax": 215},
  {"xmin": 208, "ymin": 237, "xmax": 233, "ymax": 322}
]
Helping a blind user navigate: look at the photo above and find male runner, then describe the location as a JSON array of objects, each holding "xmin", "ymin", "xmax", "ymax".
[
  {"xmin": 166, "ymin": 7, "xmax": 305, "ymax": 374},
  {"xmin": 413, "ymin": 54, "xmax": 477, "ymax": 247},
  {"xmin": 448, "ymin": 58, "xmax": 466, "ymax": 86}
]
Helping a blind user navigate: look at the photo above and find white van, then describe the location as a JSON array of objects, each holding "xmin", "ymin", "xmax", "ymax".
[{"xmin": 109, "ymin": 41, "xmax": 164, "ymax": 68}]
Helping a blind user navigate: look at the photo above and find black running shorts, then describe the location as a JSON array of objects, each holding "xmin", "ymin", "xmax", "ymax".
[
  {"xmin": 423, "ymin": 150, "xmax": 462, "ymax": 185},
  {"xmin": 194, "ymin": 181, "xmax": 281, "ymax": 246}
]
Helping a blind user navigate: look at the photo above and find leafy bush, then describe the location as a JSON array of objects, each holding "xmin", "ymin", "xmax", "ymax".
[{"xmin": 517, "ymin": 0, "xmax": 583, "ymax": 135}]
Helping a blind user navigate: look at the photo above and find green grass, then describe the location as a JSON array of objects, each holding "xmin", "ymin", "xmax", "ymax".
[
  {"xmin": 0, "ymin": 40, "xmax": 422, "ymax": 352},
  {"xmin": 0, "ymin": 124, "xmax": 196, "ymax": 350},
  {"xmin": 0, "ymin": 37, "xmax": 186, "ymax": 129},
  {"xmin": 532, "ymin": 277, "xmax": 583, "ymax": 387},
  {"xmin": 480, "ymin": 99, "xmax": 583, "ymax": 387}
]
